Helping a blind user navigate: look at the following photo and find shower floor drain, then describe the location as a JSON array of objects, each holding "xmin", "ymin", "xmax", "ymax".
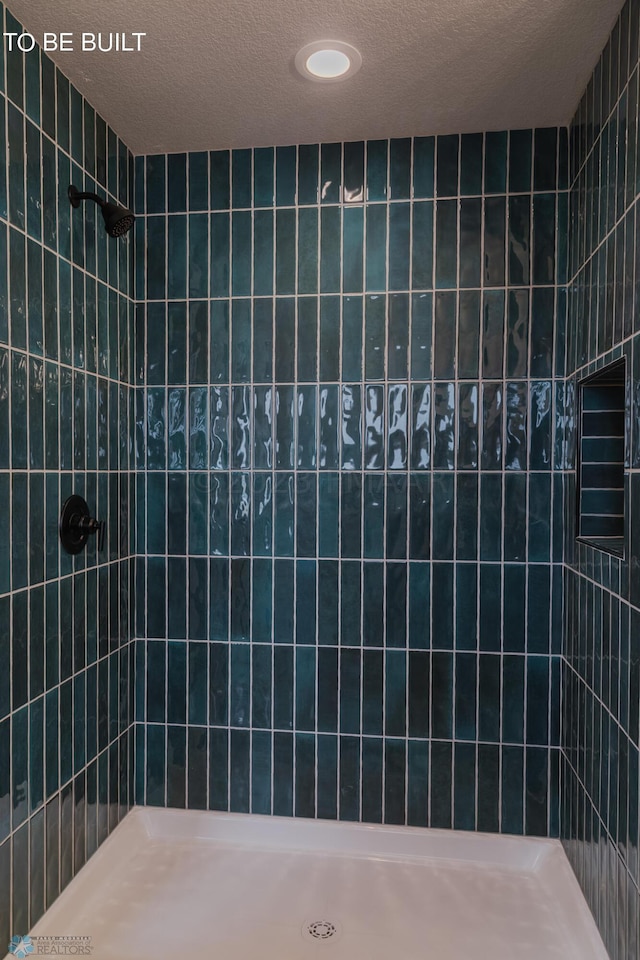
[{"xmin": 302, "ymin": 920, "xmax": 342, "ymax": 943}]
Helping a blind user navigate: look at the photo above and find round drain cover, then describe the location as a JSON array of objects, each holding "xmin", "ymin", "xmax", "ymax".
[
  {"xmin": 309, "ymin": 922, "xmax": 336, "ymax": 939},
  {"xmin": 302, "ymin": 919, "xmax": 342, "ymax": 943}
]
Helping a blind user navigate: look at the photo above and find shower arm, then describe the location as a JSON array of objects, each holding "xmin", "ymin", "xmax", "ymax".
[
  {"xmin": 67, "ymin": 182, "xmax": 135, "ymax": 238},
  {"xmin": 68, "ymin": 185, "xmax": 105, "ymax": 208}
]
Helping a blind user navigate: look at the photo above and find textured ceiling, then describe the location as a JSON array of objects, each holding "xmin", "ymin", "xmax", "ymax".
[{"xmin": 7, "ymin": 0, "xmax": 624, "ymax": 154}]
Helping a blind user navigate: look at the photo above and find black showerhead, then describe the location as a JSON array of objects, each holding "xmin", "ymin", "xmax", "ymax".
[
  {"xmin": 68, "ymin": 184, "xmax": 135, "ymax": 237},
  {"xmin": 100, "ymin": 202, "xmax": 135, "ymax": 237}
]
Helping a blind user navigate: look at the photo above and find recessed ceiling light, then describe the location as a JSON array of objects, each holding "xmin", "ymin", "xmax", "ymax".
[{"xmin": 295, "ymin": 40, "xmax": 362, "ymax": 83}]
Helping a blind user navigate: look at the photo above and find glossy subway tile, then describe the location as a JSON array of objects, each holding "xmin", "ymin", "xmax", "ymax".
[
  {"xmin": 135, "ymin": 124, "xmax": 568, "ymax": 849},
  {"xmin": 565, "ymin": 0, "xmax": 640, "ymax": 952},
  {"xmin": 0, "ymin": 2, "xmax": 136, "ymax": 938}
]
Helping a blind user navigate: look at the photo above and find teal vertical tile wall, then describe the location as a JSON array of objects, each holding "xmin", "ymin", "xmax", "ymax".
[
  {"xmin": 564, "ymin": 0, "xmax": 640, "ymax": 956},
  {"xmin": 135, "ymin": 128, "xmax": 568, "ymax": 835},
  {"xmin": 0, "ymin": 3, "xmax": 136, "ymax": 940}
]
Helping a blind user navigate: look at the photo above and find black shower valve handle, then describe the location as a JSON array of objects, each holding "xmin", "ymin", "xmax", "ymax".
[
  {"xmin": 72, "ymin": 513, "xmax": 106, "ymax": 550},
  {"xmin": 59, "ymin": 495, "xmax": 106, "ymax": 555}
]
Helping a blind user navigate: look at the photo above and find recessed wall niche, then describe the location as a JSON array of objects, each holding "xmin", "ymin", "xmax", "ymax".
[{"xmin": 577, "ymin": 358, "xmax": 626, "ymax": 557}]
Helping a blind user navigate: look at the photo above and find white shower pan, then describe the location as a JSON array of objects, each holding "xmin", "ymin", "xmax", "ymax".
[{"xmin": 22, "ymin": 807, "xmax": 607, "ymax": 960}]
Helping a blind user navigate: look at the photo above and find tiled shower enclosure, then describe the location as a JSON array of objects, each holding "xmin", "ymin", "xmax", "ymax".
[
  {"xmin": 0, "ymin": 0, "xmax": 639, "ymax": 957},
  {"xmin": 134, "ymin": 129, "xmax": 567, "ymax": 835}
]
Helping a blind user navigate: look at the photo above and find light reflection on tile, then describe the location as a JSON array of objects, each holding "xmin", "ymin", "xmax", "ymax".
[
  {"xmin": 411, "ymin": 385, "xmax": 431, "ymax": 469},
  {"xmin": 232, "ymin": 385, "xmax": 251, "ymax": 469},
  {"xmin": 168, "ymin": 388, "xmax": 186, "ymax": 470},
  {"xmin": 364, "ymin": 385, "xmax": 384, "ymax": 469},
  {"xmin": 319, "ymin": 385, "xmax": 339, "ymax": 469},
  {"xmin": 434, "ymin": 383, "xmax": 455, "ymax": 470},
  {"xmin": 341, "ymin": 385, "xmax": 361, "ymax": 470},
  {"xmin": 189, "ymin": 387, "xmax": 208, "ymax": 469},
  {"xmin": 254, "ymin": 386, "xmax": 273, "ymax": 470},
  {"xmin": 505, "ymin": 382, "xmax": 527, "ymax": 471},
  {"xmin": 458, "ymin": 384, "xmax": 478, "ymax": 469},
  {"xmin": 276, "ymin": 386, "xmax": 295, "ymax": 469},
  {"xmin": 481, "ymin": 384, "xmax": 503, "ymax": 470},
  {"xmin": 388, "ymin": 385, "xmax": 408, "ymax": 470},
  {"xmin": 297, "ymin": 386, "xmax": 317, "ymax": 469},
  {"xmin": 211, "ymin": 387, "xmax": 229, "ymax": 470}
]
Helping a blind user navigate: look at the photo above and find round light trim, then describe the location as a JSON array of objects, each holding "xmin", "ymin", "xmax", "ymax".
[{"xmin": 295, "ymin": 40, "xmax": 362, "ymax": 82}]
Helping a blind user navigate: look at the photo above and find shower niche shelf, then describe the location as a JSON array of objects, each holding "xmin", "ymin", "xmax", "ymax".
[{"xmin": 576, "ymin": 358, "xmax": 626, "ymax": 558}]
